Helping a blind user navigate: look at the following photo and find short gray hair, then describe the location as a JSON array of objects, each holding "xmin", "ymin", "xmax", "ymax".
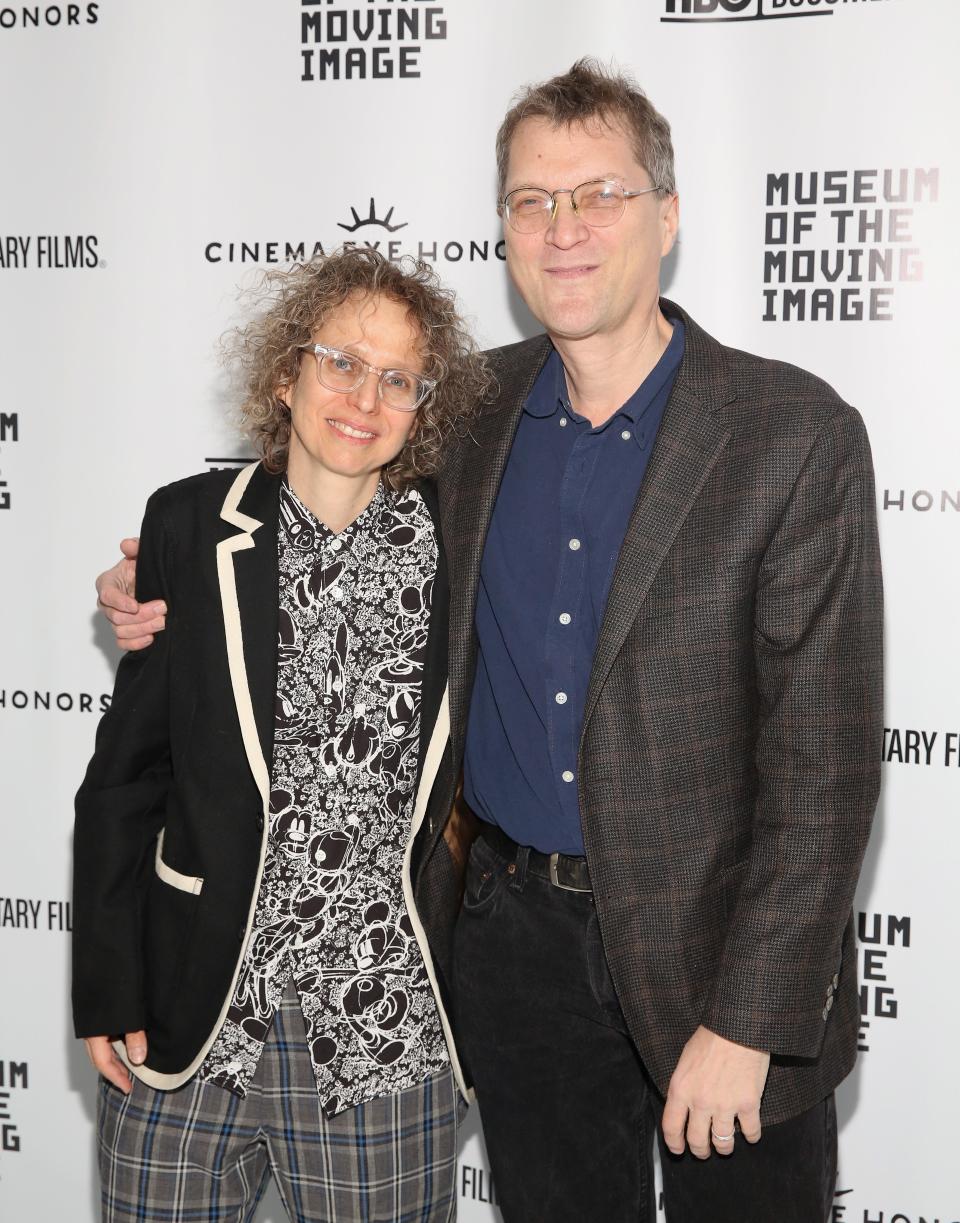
[{"xmin": 495, "ymin": 58, "xmax": 677, "ymax": 201}]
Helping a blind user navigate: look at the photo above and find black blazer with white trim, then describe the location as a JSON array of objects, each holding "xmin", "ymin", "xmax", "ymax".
[{"xmin": 72, "ymin": 462, "xmax": 462, "ymax": 1093}]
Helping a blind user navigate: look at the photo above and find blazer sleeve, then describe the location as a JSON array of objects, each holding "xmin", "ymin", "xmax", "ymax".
[
  {"xmin": 71, "ymin": 488, "xmax": 176, "ymax": 1038},
  {"xmin": 702, "ymin": 407, "xmax": 883, "ymax": 1059}
]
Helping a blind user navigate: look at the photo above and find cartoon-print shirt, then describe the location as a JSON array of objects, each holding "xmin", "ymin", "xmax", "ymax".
[{"xmin": 198, "ymin": 479, "xmax": 449, "ymax": 1115}]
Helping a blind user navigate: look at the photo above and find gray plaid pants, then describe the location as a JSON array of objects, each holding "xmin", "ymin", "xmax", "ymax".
[{"xmin": 96, "ymin": 984, "xmax": 460, "ymax": 1222}]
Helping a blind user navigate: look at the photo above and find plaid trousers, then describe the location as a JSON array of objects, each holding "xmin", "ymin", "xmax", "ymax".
[{"xmin": 96, "ymin": 983, "xmax": 460, "ymax": 1222}]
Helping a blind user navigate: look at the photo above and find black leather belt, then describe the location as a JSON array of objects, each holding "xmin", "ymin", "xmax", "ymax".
[{"xmin": 478, "ymin": 821, "xmax": 592, "ymax": 893}]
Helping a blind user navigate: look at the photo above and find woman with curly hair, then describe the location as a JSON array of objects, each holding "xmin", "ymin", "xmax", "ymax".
[{"xmin": 73, "ymin": 248, "xmax": 491, "ymax": 1222}]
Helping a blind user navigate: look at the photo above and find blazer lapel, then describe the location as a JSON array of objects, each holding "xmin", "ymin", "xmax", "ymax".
[
  {"xmin": 583, "ymin": 309, "xmax": 734, "ymax": 731},
  {"xmin": 440, "ymin": 335, "xmax": 552, "ymax": 758},
  {"xmin": 217, "ymin": 463, "xmax": 281, "ymax": 808}
]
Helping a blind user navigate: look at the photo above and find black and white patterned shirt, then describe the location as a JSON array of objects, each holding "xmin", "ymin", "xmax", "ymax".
[{"xmin": 199, "ymin": 479, "xmax": 449, "ymax": 1114}]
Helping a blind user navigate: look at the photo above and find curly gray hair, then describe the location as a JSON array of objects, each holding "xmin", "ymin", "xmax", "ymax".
[{"xmin": 226, "ymin": 248, "xmax": 493, "ymax": 489}]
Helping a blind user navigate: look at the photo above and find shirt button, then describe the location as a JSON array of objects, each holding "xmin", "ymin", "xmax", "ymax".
[
  {"xmin": 568, "ymin": 538, "xmax": 581, "ymax": 551},
  {"xmin": 330, "ymin": 538, "xmax": 342, "ymax": 551},
  {"xmin": 559, "ymin": 416, "xmax": 568, "ymax": 427},
  {"xmin": 561, "ymin": 770, "xmax": 574, "ymax": 783},
  {"xmin": 555, "ymin": 692, "xmax": 567, "ymax": 705},
  {"xmin": 559, "ymin": 612, "xmax": 571, "ymax": 625},
  {"xmin": 621, "ymin": 429, "xmax": 631, "ymax": 441},
  {"xmin": 330, "ymin": 588, "xmax": 343, "ymax": 601}
]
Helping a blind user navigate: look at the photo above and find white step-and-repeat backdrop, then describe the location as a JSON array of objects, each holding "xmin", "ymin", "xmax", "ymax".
[{"xmin": 1, "ymin": 1, "xmax": 957, "ymax": 1219}]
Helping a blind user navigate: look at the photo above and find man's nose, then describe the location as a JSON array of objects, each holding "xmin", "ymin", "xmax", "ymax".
[{"xmin": 545, "ymin": 192, "xmax": 590, "ymax": 247}]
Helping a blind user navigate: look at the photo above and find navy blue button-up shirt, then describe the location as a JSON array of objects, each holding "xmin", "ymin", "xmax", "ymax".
[{"xmin": 463, "ymin": 321, "xmax": 685, "ymax": 854}]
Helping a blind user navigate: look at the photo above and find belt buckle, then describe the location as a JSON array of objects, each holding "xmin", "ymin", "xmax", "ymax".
[{"xmin": 548, "ymin": 851, "xmax": 584, "ymax": 893}]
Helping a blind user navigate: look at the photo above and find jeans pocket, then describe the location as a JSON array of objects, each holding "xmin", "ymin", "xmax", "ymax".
[{"xmin": 461, "ymin": 838, "xmax": 508, "ymax": 914}]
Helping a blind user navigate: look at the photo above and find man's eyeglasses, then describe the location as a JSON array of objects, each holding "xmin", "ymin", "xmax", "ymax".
[
  {"xmin": 499, "ymin": 179, "xmax": 663, "ymax": 234},
  {"xmin": 298, "ymin": 344, "xmax": 436, "ymax": 413}
]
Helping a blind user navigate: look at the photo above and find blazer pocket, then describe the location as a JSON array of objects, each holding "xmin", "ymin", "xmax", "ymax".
[
  {"xmin": 155, "ymin": 828, "xmax": 204, "ymax": 895},
  {"xmin": 143, "ymin": 861, "xmax": 202, "ymax": 1026}
]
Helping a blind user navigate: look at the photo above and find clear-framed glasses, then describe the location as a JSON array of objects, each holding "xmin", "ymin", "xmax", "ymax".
[
  {"xmin": 298, "ymin": 343, "xmax": 436, "ymax": 413},
  {"xmin": 499, "ymin": 179, "xmax": 663, "ymax": 234}
]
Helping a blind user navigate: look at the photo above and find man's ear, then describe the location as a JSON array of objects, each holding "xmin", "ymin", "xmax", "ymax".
[{"xmin": 660, "ymin": 192, "xmax": 680, "ymax": 259}]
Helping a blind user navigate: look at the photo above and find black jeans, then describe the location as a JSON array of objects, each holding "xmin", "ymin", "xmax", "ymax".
[{"xmin": 453, "ymin": 833, "xmax": 837, "ymax": 1223}]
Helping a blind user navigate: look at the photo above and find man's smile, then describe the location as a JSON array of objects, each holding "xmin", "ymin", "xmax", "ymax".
[{"xmin": 543, "ymin": 264, "xmax": 598, "ymax": 280}]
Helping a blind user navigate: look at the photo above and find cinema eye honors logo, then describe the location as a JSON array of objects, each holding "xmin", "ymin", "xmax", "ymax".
[{"xmin": 204, "ymin": 198, "xmax": 505, "ymax": 268}]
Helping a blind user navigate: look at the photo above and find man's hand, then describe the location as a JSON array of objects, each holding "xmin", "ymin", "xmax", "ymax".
[
  {"xmin": 83, "ymin": 1030, "xmax": 148, "ymax": 1094},
  {"xmin": 95, "ymin": 537, "xmax": 166, "ymax": 651},
  {"xmin": 661, "ymin": 1025, "xmax": 770, "ymax": 1159}
]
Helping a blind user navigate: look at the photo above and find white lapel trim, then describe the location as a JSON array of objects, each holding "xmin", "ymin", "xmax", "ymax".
[{"xmin": 216, "ymin": 461, "xmax": 270, "ymax": 806}]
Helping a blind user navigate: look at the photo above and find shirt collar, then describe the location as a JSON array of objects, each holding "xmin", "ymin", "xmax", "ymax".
[
  {"xmin": 522, "ymin": 320, "xmax": 686, "ymax": 443},
  {"xmin": 522, "ymin": 347, "xmax": 565, "ymax": 419},
  {"xmin": 280, "ymin": 477, "xmax": 389, "ymax": 567}
]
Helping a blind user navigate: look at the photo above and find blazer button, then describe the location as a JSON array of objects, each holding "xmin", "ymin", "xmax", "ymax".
[
  {"xmin": 237, "ymin": 926, "xmax": 246, "ymax": 944},
  {"xmin": 256, "ymin": 813, "xmax": 264, "ymax": 833}
]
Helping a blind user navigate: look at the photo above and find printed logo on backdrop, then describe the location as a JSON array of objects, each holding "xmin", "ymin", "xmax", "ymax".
[
  {"xmin": 458, "ymin": 1163, "xmax": 960, "ymax": 1222},
  {"xmin": 0, "ymin": 409, "xmax": 17, "ymax": 510},
  {"xmin": 832, "ymin": 1187, "xmax": 960, "ymax": 1223},
  {"xmin": 661, "ymin": 0, "xmax": 891, "ymax": 23},
  {"xmin": 0, "ymin": 1062, "xmax": 27, "ymax": 1157},
  {"xmin": 460, "ymin": 1163, "xmax": 498, "ymax": 1209},
  {"xmin": 856, "ymin": 910, "xmax": 910, "ymax": 1053},
  {"xmin": 0, "ymin": 235, "xmax": 104, "ymax": 268},
  {"xmin": 300, "ymin": 0, "xmax": 447, "ymax": 81},
  {"xmin": 0, "ymin": 688, "xmax": 110, "ymax": 713},
  {"xmin": 882, "ymin": 727, "xmax": 960, "ymax": 767},
  {"xmin": 0, "ymin": 898, "xmax": 71, "ymax": 932},
  {"xmin": 762, "ymin": 168, "xmax": 939, "ymax": 322},
  {"xmin": 831, "ymin": 1189, "xmax": 853, "ymax": 1222},
  {"xmin": 457, "ymin": 1167, "xmax": 676, "ymax": 1217},
  {"xmin": 204, "ymin": 199, "xmax": 504, "ymax": 268},
  {"xmin": 0, "ymin": 3, "xmax": 98, "ymax": 29},
  {"xmin": 881, "ymin": 488, "xmax": 959, "ymax": 514}
]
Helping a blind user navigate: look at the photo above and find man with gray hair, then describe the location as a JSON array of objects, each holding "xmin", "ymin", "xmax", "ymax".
[{"xmin": 97, "ymin": 60, "xmax": 882, "ymax": 1223}]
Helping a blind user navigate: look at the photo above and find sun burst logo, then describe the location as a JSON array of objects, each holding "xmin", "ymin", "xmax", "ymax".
[{"xmin": 337, "ymin": 199, "xmax": 409, "ymax": 234}]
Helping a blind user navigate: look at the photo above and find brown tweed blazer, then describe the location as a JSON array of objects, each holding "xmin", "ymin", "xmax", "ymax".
[{"xmin": 413, "ymin": 299, "xmax": 883, "ymax": 1126}]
